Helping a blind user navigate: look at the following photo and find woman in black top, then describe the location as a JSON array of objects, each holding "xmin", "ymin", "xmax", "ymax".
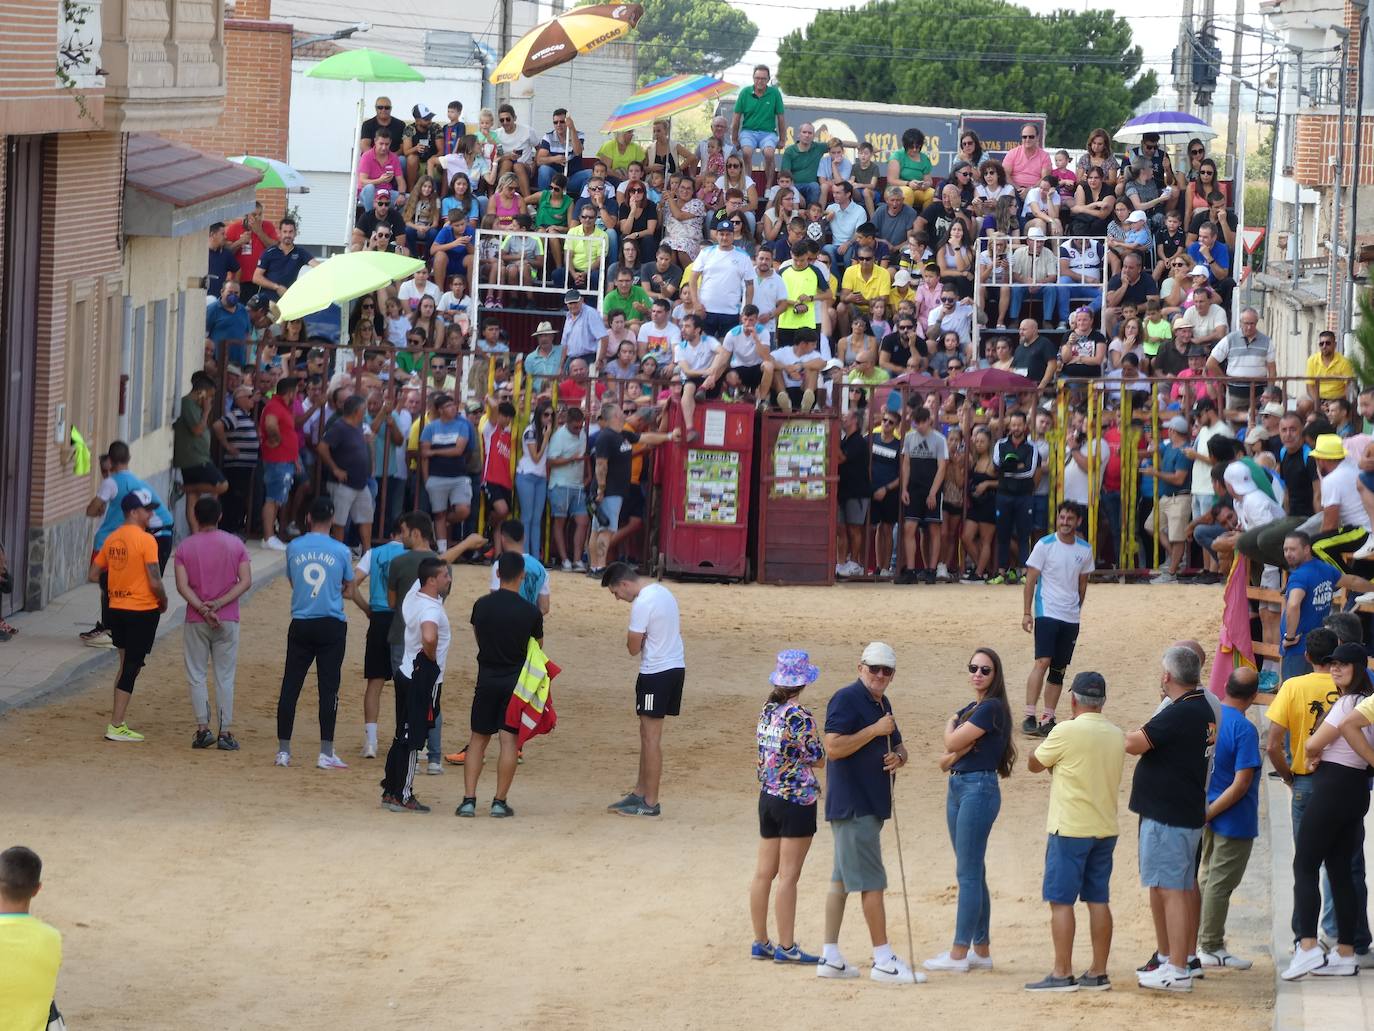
[
  {"xmin": 1069, "ymin": 167, "xmax": 1115, "ymax": 237},
  {"xmin": 924, "ymin": 646, "xmax": 1015, "ymax": 973}
]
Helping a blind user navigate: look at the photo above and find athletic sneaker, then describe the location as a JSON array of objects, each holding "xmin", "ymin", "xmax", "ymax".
[
  {"xmin": 317, "ymin": 753, "xmax": 349, "ymax": 770},
  {"xmin": 935, "ymin": 563, "xmax": 951, "ymax": 582},
  {"xmin": 1137, "ymin": 964, "xmax": 1192, "ymax": 992},
  {"xmin": 1198, "ymin": 948, "xmax": 1252, "ymax": 970},
  {"xmin": 217, "ymin": 732, "xmax": 240, "ymax": 751},
  {"xmin": 774, "ymin": 943, "xmax": 821, "ymax": 964},
  {"xmin": 1021, "ymin": 716, "xmax": 1039, "ymax": 735},
  {"xmin": 274, "ymin": 751, "xmax": 291, "ymax": 767},
  {"xmin": 800, "ymin": 388, "xmax": 816, "ymax": 412},
  {"xmin": 1024, "ymin": 973, "xmax": 1078, "ymax": 992},
  {"xmin": 607, "ymin": 792, "xmax": 644, "ymax": 812},
  {"xmin": 922, "ymin": 951, "xmax": 970, "ymax": 973},
  {"xmin": 1312, "ymin": 953, "xmax": 1359, "ymax": 977},
  {"xmin": 361, "ymin": 738, "xmax": 377, "ymax": 759},
  {"xmin": 80, "ymin": 624, "xmax": 113, "ymax": 648},
  {"xmin": 1035, "ymin": 718, "xmax": 1057, "ymax": 737},
  {"xmin": 1149, "ymin": 571, "xmax": 1178, "ymax": 584},
  {"xmin": 967, "ymin": 953, "xmax": 994, "ymax": 970},
  {"xmin": 561, "ymin": 559, "xmax": 573, "ymax": 572},
  {"xmin": 490, "ymin": 799, "xmax": 515, "ymax": 818},
  {"xmin": 816, "ymin": 958, "xmax": 860, "ymax": 979},
  {"xmin": 264, "ymin": 535, "xmax": 288, "ymax": 551},
  {"xmin": 986, "ymin": 572, "xmax": 1008, "ymax": 585},
  {"xmin": 1282, "ymin": 945, "xmax": 1327, "ymax": 980},
  {"xmin": 105, "ymin": 723, "xmax": 144, "ymax": 742},
  {"xmin": 1077, "ymin": 972, "xmax": 1111, "ymax": 990},
  {"xmin": 444, "ymin": 749, "xmax": 468, "ymax": 765},
  {"xmin": 960, "ymin": 570, "xmax": 984, "ymax": 584},
  {"xmin": 618, "ymin": 801, "xmax": 661, "ymax": 817},
  {"xmin": 384, "ymin": 795, "xmax": 432, "ymax": 814},
  {"xmin": 896, "ymin": 568, "xmax": 919, "ymax": 585},
  {"xmin": 751, "ymin": 940, "xmax": 776, "ymax": 960},
  {"xmin": 192, "ymin": 729, "xmax": 216, "ymax": 749},
  {"xmin": 1136, "ymin": 951, "xmax": 1164, "ymax": 973},
  {"xmin": 571, "ymin": 561, "xmax": 587, "ymax": 572},
  {"xmin": 455, "ymin": 798, "xmax": 477, "ymax": 817},
  {"xmin": 871, "ymin": 957, "xmax": 924, "ymax": 983},
  {"xmin": 427, "ymin": 761, "xmax": 443, "ymax": 775},
  {"xmin": 1187, "ymin": 955, "xmax": 1205, "ymax": 978}
]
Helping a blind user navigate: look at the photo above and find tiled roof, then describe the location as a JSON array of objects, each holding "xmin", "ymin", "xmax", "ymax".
[{"xmin": 125, "ymin": 134, "xmax": 263, "ymax": 208}]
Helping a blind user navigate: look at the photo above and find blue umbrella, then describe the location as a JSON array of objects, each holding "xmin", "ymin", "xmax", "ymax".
[{"xmin": 1113, "ymin": 111, "xmax": 1217, "ymax": 143}]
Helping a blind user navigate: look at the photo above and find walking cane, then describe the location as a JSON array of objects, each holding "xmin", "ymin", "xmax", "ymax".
[{"xmin": 887, "ymin": 733, "xmax": 916, "ymax": 974}]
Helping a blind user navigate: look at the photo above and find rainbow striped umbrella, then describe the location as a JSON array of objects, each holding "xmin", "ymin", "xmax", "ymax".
[{"xmin": 601, "ymin": 74, "xmax": 736, "ymax": 134}]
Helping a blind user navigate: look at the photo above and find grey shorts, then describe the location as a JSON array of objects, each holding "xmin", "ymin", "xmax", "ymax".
[
  {"xmin": 426, "ymin": 475, "xmax": 473, "ymax": 511},
  {"xmin": 328, "ymin": 481, "xmax": 375, "ymax": 526},
  {"xmin": 1138, "ymin": 817, "xmax": 1203, "ymax": 890},
  {"xmin": 831, "ymin": 814, "xmax": 887, "ymax": 892},
  {"xmin": 841, "ymin": 498, "xmax": 870, "ymax": 526}
]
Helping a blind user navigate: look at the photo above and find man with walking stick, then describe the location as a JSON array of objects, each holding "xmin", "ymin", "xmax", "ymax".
[{"xmin": 817, "ymin": 642, "xmax": 921, "ymax": 984}]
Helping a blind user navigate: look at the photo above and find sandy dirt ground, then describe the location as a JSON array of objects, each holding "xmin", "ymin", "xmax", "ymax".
[{"xmin": 2, "ymin": 571, "xmax": 1274, "ymax": 1030}]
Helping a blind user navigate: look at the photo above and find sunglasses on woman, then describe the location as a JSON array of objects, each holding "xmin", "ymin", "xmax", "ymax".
[{"xmin": 968, "ymin": 663, "xmax": 993, "ymax": 676}]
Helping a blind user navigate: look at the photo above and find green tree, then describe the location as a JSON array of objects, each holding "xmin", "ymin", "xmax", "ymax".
[
  {"xmin": 581, "ymin": 0, "xmax": 758, "ymax": 85},
  {"xmin": 776, "ymin": 0, "xmax": 1156, "ymax": 144}
]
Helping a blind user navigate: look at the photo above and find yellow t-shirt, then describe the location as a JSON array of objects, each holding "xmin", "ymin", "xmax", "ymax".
[
  {"xmin": 1032, "ymin": 712, "xmax": 1125, "ymax": 838},
  {"xmin": 0, "ymin": 914, "xmax": 62, "ymax": 1031},
  {"xmin": 841, "ymin": 263, "xmax": 892, "ymax": 308},
  {"xmin": 1264, "ymin": 671, "xmax": 1339, "ymax": 776},
  {"xmin": 1355, "ymin": 693, "xmax": 1374, "ymax": 723},
  {"xmin": 1305, "ymin": 351, "xmax": 1355, "ymax": 400}
]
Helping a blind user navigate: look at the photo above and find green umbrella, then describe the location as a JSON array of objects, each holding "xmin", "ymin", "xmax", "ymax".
[
  {"xmin": 228, "ymin": 155, "xmax": 309, "ymax": 192},
  {"xmin": 274, "ymin": 251, "xmax": 423, "ymax": 323},
  {"xmin": 304, "ymin": 48, "xmax": 426, "ymax": 83}
]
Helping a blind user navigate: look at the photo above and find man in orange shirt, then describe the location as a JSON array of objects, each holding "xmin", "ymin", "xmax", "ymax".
[{"xmin": 89, "ymin": 491, "xmax": 168, "ymax": 742}]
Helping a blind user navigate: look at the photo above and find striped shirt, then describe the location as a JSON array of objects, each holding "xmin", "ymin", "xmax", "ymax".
[
  {"xmin": 218, "ymin": 406, "xmax": 259, "ymax": 469},
  {"xmin": 1210, "ymin": 330, "xmax": 1274, "ymax": 382}
]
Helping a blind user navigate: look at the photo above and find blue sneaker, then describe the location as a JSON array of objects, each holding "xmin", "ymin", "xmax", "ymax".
[
  {"xmin": 774, "ymin": 943, "xmax": 821, "ymax": 964},
  {"xmin": 751, "ymin": 940, "xmax": 776, "ymax": 960}
]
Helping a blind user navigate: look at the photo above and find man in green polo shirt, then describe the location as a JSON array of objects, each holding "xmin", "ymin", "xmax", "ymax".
[
  {"xmin": 780, "ymin": 123, "xmax": 823, "ymax": 207},
  {"xmin": 731, "ymin": 64, "xmax": 786, "ymax": 190},
  {"xmin": 602, "ymin": 267, "xmax": 652, "ymax": 330}
]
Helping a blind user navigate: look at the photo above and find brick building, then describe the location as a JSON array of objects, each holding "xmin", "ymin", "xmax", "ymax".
[{"xmin": 0, "ymin": 0, "xmax": 259, "ymax": 614}]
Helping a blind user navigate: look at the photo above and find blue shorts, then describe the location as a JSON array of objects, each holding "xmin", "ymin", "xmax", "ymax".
[
  {"xmin": 1138, "ymin": 817, "xmax": 1203, "ymax": 890},
  {"xmin": 737, "ymin": 129, "xmax": 779, "ymax": 151},
  {"xmin": 549, "ymin": 484, "xmax": 587, "ymax": 518},
  {"xmin": 1043, "ymin": 833, "xmax": 1116, "ymax": 904},
  {"xmin": 263, "ymin": 461, "xmax": 295, "ymax": 504},
  {"xmin": 593, "ymin": 493, "xmax": 623, "ymax": 533},
  {"xmin": 1360, "ymin": 471, "xmax": 1374, "ymax": 493}
]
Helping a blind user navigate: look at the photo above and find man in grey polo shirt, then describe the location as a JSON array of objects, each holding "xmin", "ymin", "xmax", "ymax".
[{"xmin": 818, "ymin": 642, "xmax": 921, "ymax": 984}]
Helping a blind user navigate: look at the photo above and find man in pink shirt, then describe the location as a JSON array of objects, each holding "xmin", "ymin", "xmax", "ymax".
[
  {"xmin": 1003, "ymin": 123, "xmax": 1053, "ymax": 193},
  {"xmin": 357, "ymin": 135, "xmax": 407, "ymax": 210},
  {"xmin": 173, "ymin": 496, "xmax": 252, "ymax": 751}
]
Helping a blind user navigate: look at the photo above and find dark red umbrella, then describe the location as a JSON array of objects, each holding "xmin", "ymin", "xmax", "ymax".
[{"xmin": 947, "ymin": 367, "xmax": 1039, "ymax": 393}]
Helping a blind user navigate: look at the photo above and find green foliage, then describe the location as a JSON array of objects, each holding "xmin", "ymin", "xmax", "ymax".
[
  {"xmin": 776, "ymin": 0, "xmax": 1157, "ymax": 143},
  {"xmin": 1248, "ymin": 126, "xmax": 1273, "ymax": 184},
  {"xmin": 582, "ymin": 0, "xmax": 758, "ymax": 85},
  {"xmin": 1243, "ymin": 183, "xmax": 1268, "ymax": 269},
  {"xmin": 1349, "ymin": 288, "xmax": 1374, "ymax": 389}
]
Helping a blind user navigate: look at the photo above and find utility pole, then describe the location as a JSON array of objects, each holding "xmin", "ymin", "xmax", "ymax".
[
  {"xmin": 1197, "ymin": 0, "xmax": 1217, "ymax": 123},
  {"xmin": 1226, "ymin": 0, "xmax": 1245, "ymax": 172},
  {"xmin": 1177, "ymin": 0, "xmax": 1195, "ymax": 113}
]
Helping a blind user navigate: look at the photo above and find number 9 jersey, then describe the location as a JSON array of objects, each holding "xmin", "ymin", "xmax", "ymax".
[{"xmin": 286, "ymin": 531, "xmax": 355, "ymax": 621}]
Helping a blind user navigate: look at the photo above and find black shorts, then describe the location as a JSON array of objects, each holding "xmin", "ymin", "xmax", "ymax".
[
  {"xmin": 154, "ymin": 532, "xmax": 173, "ymax": 574},
  {"xmin": 904, "ymin": 486, "xmax": 943, "ymax": 523},
  {"xmin": 483, "ymin": 483, "xmax": 513, "ymax": 509},
  {"xmin": 107, "ymin": 608, "xmax": 161, "ymax": 666},
  {"xmin": 701, "ymin": 311, "xmax": 739, "ymax": 338},
  {"xmin": 872, "ymin": 491, "xmax": 900, "ymax": 525},
  {"xmin": 180, "ymin": 462, "xmax": 225, "ymax": 487},
  {"xmin": 1033, "ymin": 616, "xmax": 1080, "ymax": 671},
  {"xmin": 759, "ymin": 790, "xmax": 818, "ymax": 839},
  {"xmin": 732, "ymin": 364, "xmax": 765, "ymax": 390},
  {"xmin": 471, "ymin": 674, "xmax": 519, "ymax": 736},
  {"xmin": 364, "ymin": 609, "xmax": 394, "ymax": 681},
  {"xmin": 636, "ymin": 667, "xmax": 685, "ymax": 717},
  {"xmin": 621, "ymin": 485, "xmax": 645, "ymax": 521},
  {"xmin": 683, "ymin": 374, "xmax": 722, "ymax": 400}
]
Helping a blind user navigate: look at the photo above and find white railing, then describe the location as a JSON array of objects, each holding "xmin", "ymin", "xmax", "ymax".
[{"xmin": 971, "ymin": 232, "xmax": 1110, "ymax": 357}]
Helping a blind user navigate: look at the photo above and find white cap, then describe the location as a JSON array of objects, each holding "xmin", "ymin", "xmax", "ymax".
[
  {"xmin": 1026, "ymin": 225, "xmax": 1045, "ymax": 238},
  {"xmin": 822, "ymin": 357, "xmax": 844, "ymax": 372},
  {"xmin": 1125, "ymin": 210, "xmax": 1147, "ymax": 224},
  {"xmin": 1189, "ymin": 264, "xmax": 1210, "ymax": 278},
  {"xmin": 1261, "ymin": 402, "xmax": 1285, "ymax": 418},
  {"xmin": 893, "ymin": 269, "xmax": 911, "ymax": 287},
  {"xmin": 861, "ymin": 641, "xmax": 897, "ymax": 667},
  {"xmin": 1166, "ymin": 416, "xmax": 1190, "ymax": 434}
]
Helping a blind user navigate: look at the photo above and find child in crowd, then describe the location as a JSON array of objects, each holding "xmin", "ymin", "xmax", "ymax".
[
  {"xmin": 383, "ymin": 296, "xmax": 410, "ymax": 349},
  {"xmin": 1154, "ymin": 210, "xmax": 1187, "ymax": 283},
  {"xmin": 1050, "ymin": 149, "xmax": 1078, "ymax": 202},
  {"xmin": 1142, "ymin": 297, "xmax": 1172, "ymax": 373},
  {"xmin": 850, "ymin": 141, "xmax": 880, "ymax": 215},
  {"xmin": 437, "ymin": 273, "xmax": 472, "ymax": 336},
  {"xmin": 696, "ymin": 137, "xmax": 725, "ymax": 205}
]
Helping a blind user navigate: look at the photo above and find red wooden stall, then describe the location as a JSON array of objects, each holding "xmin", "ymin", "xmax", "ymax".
[{"xmin": 755, "ymin": 412, "xmax": 840, "ymax": 585}]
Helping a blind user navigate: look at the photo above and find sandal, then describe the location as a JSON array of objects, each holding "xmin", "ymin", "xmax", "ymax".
[{"xmin": 0, "ymin": 618, "xmax": 17, "ymax": 636}]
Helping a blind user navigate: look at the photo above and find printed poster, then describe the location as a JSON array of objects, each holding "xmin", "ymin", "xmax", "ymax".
[
  {"xmin": 771, "ymin": 420, "xmax": 829, "ymax": 499},
  {"xmin": 685, "ymin": 449, "xmax": 740, "ymax": 525}
]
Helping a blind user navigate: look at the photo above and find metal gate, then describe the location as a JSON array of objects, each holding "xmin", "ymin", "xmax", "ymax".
[{"xmin": 1, "ymin": 136, "xmax": 43, "ymax": 612}]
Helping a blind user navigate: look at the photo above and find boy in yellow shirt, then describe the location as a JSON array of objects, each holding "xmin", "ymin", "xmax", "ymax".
[{"xmin": 0, "ymin": 846, "xmax": 62, "ymax": 1031}]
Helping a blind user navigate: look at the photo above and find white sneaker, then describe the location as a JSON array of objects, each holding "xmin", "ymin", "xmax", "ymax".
[
  {"xmin": 817, "ymin": 958, "xmax": 860, "ymax": 979},
  {"xmin": 1312, "ymin": 953, "xmax": 1358, "ymax": 977},
  {"xmin": 922, "ymin": 951, "xmax": 970, "ymax": 973},
  {"xmin": 967, "ymin": 952, "xmax": 994, "ymax": 970},
  {"xmin": 1281, "ymin": 945, "xmax": 1327, "ymax": 981},
  {"xmin": 1355, "ymin": 592, "xmax": 1374, "ymax": 606},
  {"xmin": 871, "ymin": 957, "xmax": 925, "ymax": 983},
  {"xmin": 265, "ymin": 536, "xmax": 288, "ymax": 551},
  {"xmin": 1197, "ymin": 948, "xmax": 1252, "ymax": 970},
  {"xmin": 317, "ymin": 753, "xmax": 349, "ymax": 770},
  {"xmin": 362, "ymin": 739, "xmax": 377, "ymax": 759},
  {"xmin": 1137, "ymin": 964, "xmax": 1192, "ymax": 992},
  {"xmin": 1150, "ymin": 571, "xmax": 1177, "ymax": 584},
  {"xmin": 1352, "ymin": 537, "xmax": 1374, "ymax": 560},
  {"xmin": 935, "ymin": 563, "xmax": 951, "ymax": 582},
  {"xmin": 274, "ymin": 751, "xmax": 291, "ymax": 767},
  {"xmin": 836, "ymin": 562, "xmax": 848, "ymax": 576},
  {"xmin": 561, "ymin": 559, "xmax": 573, "ymax": 571},
  {"xmin": 878, "ymin": 566, "xmax": 894, "ymax": 578},
  {"xmin": 427, "ymin": 761, "xmax": 443, "ymax": 775}
]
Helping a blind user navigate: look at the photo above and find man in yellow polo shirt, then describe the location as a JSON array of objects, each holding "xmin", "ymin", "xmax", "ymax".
[
  {"xmin": 1305, "ymin": 330, "xmax": 1355, "ymax": 405},
  {"xmin": 561, "ymin": 205, "xmax": 610, "ymax": 294},
  {"xmin": 1025, "ymin": 671, "xmax": 1126, "ymax": 992},
  {"xmin": 839, "ymin": 247, "xmax": 891, "ymax": 336},
  {"xmin": 0, "ymin": 846, "xmax": 63, "ymax": 1031}
]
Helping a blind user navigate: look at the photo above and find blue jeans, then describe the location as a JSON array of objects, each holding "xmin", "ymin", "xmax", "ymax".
[
  {"xmin": 516, "ymin": 472, "xmax": 548, "ymax": 559},
  {"xmin": 1194, "ymin": 522, "xmax": 1226, "ymax": 559},
  {"xmin": 1280, "ymin": 649, "xmax": 1313, "ymax": 682},
  {"xmin": 946, "ymin": 770, "xmax": 1001, "ymax": 947},
  {"xmin": 823, "ymin": 242, "xmax": 852, "ymax": 276},
  {"xmin": 404, "ymin": 224, "xmax": 441, "ymax": 259},
  {"xmin": 1099, "ymin": 490, "xmax": 1122, "ymax": 565},
  {"xmin": 797, "ymin": 182, "xmax": 821, "ymax": 206},
  {"xmin": 1291, "ymin": 774, "xmax": 1372, "ymax": 949},
  {"xmin": 1055, "ymin": 276, "xmax": 1104, "ymax": 314},
  {"xmin": 567, "ymin": 169, "xmax": 593, "ymax": 199},
  {"xmin": 1009, "ymin": 284, "xmax": 1061, "ymax": 324},
  {"xmin": 995, "ymin": 493, "xmax": 1034, "ymax": 570}
]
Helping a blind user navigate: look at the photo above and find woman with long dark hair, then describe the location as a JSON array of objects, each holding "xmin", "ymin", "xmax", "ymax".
[
  {"xmin": 1284, "ymin": 641, "xmax": 1374, "ymax": 980},
  {"xmin": 515, "ymin": 399, "xmax": 553, "ymax": 558},
  {"xmin": 750, "ymin": 649, "xmax": 825, "ymax": 965},
  {"xmin": 925, "ymin": 646, "xmax": 1016, "ymax": 973}
]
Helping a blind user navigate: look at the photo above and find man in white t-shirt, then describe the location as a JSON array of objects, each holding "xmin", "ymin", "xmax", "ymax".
[
  {"xmin": 636, "ymin": 299, "xmax": 682, "ymax": 366},
  {"xmin": 495, "ymin": 103, "xmax": 535, "ymax": 193},
  {"xmin": 1022, "ymin": 502, "xmax": 1094, "ymax": 737},
  {"xmin": 751, "ymin": 248, "xmax": 790, "ymax": 336},
  {"xmin": 686, "ymin": 218, "xmax": 755, "ymax": 339},
  {"xmin": 712, "ymin": 303, "xmax": 774, "ymax": 401},
  {"xmin": 1185, "ymin": 398, "xmax": 1235, "ymax": 520},
  {"xmin": 1174, "ymin": 286, "xmax": 1227, "ymax": 347},
  {"xmin": 380, "ymin": 557, "xmax": 451, "ymax": 813},
  {"xmin": 1311, "ymin": 432, "xmax": 1373, "ymax": 570},
  {"xmin": 602, "ymin": 561, "xmax": 685, "ymax": 818},
  {"xmin": 674, "ymin": 313, "xmax": 722, "ymax": 440},
  {"xmin": 771, "ymin": 327, "xmax": 826, "ymax": 412}
]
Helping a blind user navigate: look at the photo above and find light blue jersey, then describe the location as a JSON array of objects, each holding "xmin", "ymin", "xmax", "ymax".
[
  {"xmin": 1026, "ymin": 532, "xmax": 1093, "ymax": 623},
  {"xmin": 286, "ymin": 533, "xmax": 354, "ymax": 621},
  {"xmin": 361, "ymin": 540, "xmax": 405, "ymax": 613}
]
